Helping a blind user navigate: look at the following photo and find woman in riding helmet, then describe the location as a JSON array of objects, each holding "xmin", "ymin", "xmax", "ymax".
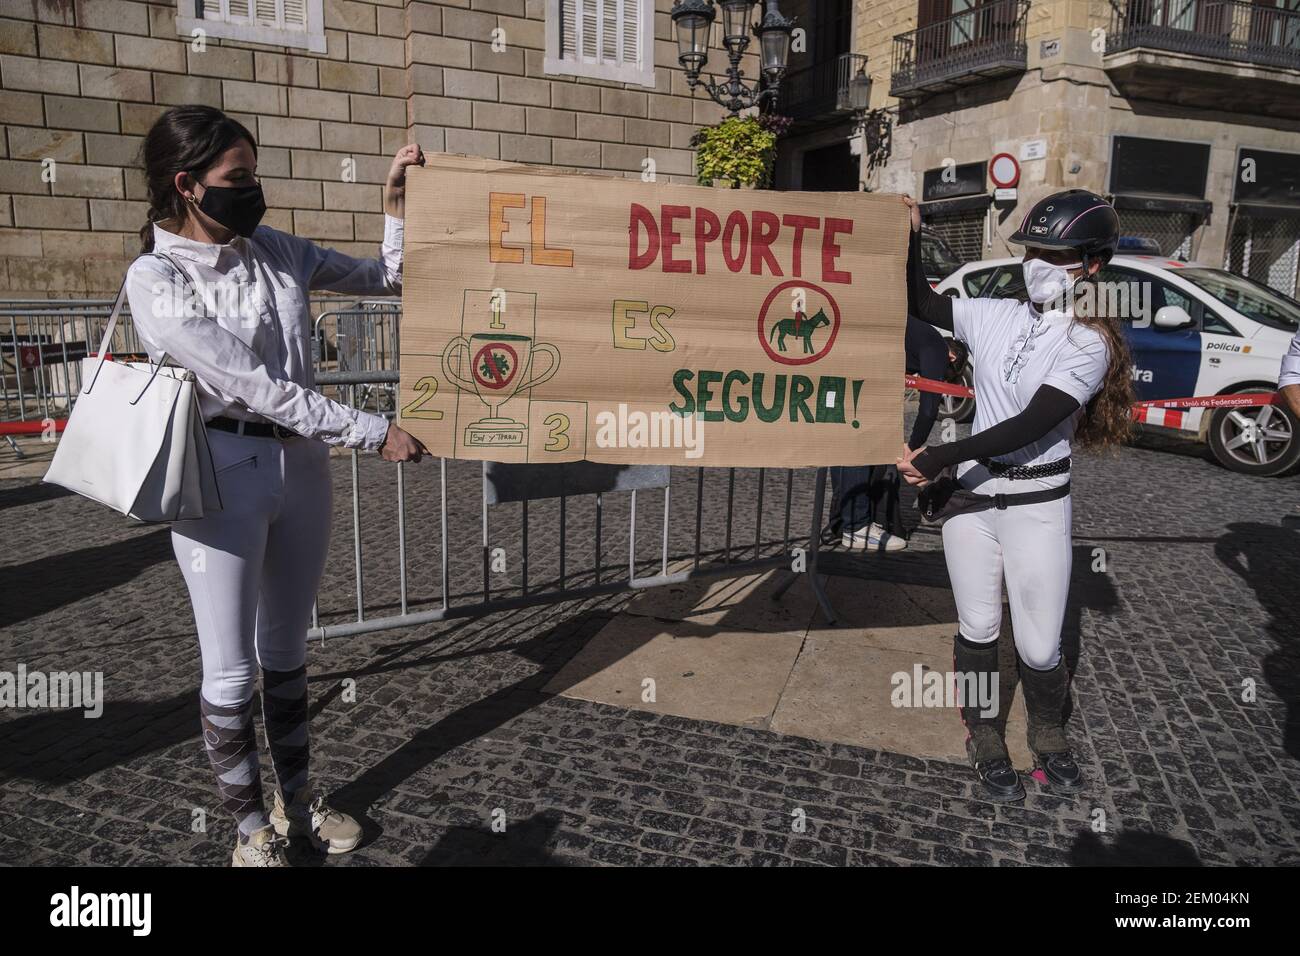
[{"xmin": 897, "ymin": 189, "xmax": 1134, "ymax": 802}]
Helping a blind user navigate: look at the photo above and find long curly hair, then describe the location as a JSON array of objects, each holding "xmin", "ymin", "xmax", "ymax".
[
  {"xmin": 137, "ymin": 105, "xmax": 257, "ymax": 253},
  {"xmin": 1070, "ymin": 274, "xmax": 1135, "ymax": 449}
]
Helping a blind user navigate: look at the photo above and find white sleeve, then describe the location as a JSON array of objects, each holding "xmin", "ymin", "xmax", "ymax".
[
  {"xmin": 950, "ymin": 296, "xmax": 1012, "ymax": 353},
  {"xmin": 951, "ymin": 297, "xmax": 978, "ymax": 348},
  {"xmin": 270, "ymin": 215, "xmax": 403, "ymax": 296},
  {"xmin": 1042, "ymin": 329, "xmax": 1110, "ymax": 406},
  {"xmin": 1279, "ymin": 326, "xmax": 1300, "ymax": 389},
  {"xmin": 126, "ymin": 258, "xmax": 390, "ymax": 451}
]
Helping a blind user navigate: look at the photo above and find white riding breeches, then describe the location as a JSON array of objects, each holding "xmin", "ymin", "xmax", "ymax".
[
  {"xmin": 940, "ymin": 470, "xmax": 1073, "ymax": 671},
  {"xmin": 170, "ymin": 427, "xmax": 333, "ymax": 707}
]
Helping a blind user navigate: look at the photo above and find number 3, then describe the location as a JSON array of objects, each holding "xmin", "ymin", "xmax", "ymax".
[{"xmin": 543, "ymin": 412, "xmax": 569, "ymax": 451}]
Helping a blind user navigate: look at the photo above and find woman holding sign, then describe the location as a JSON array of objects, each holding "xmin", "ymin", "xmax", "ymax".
[
  {"xmin": 896, "ymin": 190, "xmax": 1133, "ymax": 802},
  {"xmin": 126, "ymin": 106, "xmax": 426, "ymax": 865}
]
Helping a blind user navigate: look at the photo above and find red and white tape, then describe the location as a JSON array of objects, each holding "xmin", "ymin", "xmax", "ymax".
[
  {"xmin": 904, "ymin": 374, "xmax": 976, "ymax": 399},
  {"xmin": 905, "ymin": 374, "xmax": 1282, "ymax": 423},
  {"xmin": 0, "ymin": 419, "xmax": 66, "ymax": 436}
]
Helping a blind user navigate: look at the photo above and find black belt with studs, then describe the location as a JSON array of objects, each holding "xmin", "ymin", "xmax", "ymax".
[{"xmin": 977, "ymin": 456, "xmax": 1071, "ymax": 480}]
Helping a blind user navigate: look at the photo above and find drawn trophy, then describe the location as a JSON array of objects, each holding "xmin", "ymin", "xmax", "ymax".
[{"xmin": 442, "ymin": 329, "xmax": 560, "ymax": 447}]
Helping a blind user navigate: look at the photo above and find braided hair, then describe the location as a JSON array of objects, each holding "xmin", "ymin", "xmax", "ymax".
[{"xmin": 137, "ymin": 105, "xmax": 257, "ymax": 253}]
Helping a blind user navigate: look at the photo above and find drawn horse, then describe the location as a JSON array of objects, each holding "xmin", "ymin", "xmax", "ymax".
[{"xmin": 769, "ymin": 308, "xmax": 830, "ymax": 354}]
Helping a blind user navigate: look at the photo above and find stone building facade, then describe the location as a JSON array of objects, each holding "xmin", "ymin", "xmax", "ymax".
[
  {"xmin": 0, "ymin": 0, "xmax": 746, "ymax": 296},
  {"xmin": 7, "ymin": 0, "xmax": 1296, "ymax": 298},
  {"xmin": 853, "ymin": 0, "xmax": 1300, "ymax": 295}
]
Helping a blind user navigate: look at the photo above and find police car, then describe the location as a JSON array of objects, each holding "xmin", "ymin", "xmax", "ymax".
[{"xmin": 934, "ymin": 253, "xmax": 1300, "ymax": 477}]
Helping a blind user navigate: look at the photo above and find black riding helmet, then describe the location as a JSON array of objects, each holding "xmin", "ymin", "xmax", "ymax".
[{"xmin": 1009, "ymin": 189, "xmax": 1121, "ymax": 268}]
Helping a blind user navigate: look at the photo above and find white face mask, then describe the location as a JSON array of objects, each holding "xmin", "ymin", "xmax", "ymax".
[{"xmin": 1022, "ymin": 255, "xmax": 1082, "ymax": 310}]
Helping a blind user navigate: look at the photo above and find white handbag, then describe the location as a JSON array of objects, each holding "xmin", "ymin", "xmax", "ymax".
[{"xmin": 43, "ymin": 255, "xmax": 223, "ymax": 522}]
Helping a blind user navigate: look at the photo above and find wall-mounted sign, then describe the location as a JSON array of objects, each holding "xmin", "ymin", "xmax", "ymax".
[
  {"xmin": 989, "ymin": 153, "xmax": 1020, "ymax": 188},
  {"xmin": 1019, "ymin": 139, "xmax": 1047, "ymax": 162},
  {"xmin": 1234, "ymin": 147, "xmax": 1300, "ymax": 208},
  {"xmin": 922, "ymin": 161, "xmax": 987, "ymax": 202},
  {"xmin": 1109, "ymin": 135, "xmax": 1209, "ymax": 199},
  {"xmin": 1040, "ymin": 38, "xmax": 1060, "ymax": 58},
  {"xmin": 994, "ymin": 188, "xmax": 1018, "ymax": 202}
]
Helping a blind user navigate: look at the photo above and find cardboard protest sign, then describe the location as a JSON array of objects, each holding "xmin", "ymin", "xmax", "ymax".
[{"xmin": 399, "ymin": 154, "xmax": 908, "ymax": 468}]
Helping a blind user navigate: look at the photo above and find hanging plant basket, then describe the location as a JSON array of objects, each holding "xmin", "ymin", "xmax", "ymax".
[{"xmin": 692, "ymin": 116, "xmax": 779, "ymax": 189}]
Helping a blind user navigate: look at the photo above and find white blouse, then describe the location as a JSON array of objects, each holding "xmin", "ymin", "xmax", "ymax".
[
  {"xmin": 123, "ymin": 216, "xmax": 404, "ymax": 451},
  {"xmin": 951, "ymin": 296, "xmax": 1110, "ymax": 485}
]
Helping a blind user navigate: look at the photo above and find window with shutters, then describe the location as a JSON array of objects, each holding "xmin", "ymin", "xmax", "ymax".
[
  {"xmin": 544, "ymin": 0, "xmax": 656, "ymax": 87},
  {"xmin": 175, "ymin": 0, "xmax": 325, "ymax": 54}
]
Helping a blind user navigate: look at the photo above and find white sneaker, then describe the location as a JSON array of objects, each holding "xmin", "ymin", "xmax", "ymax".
[
  {"xmin": 842, "ymin": 522, "xmax": 907, "ymax": 553},
  {"xmin": 271, "ymin": 791, "xmax": 363, "ymax": 855},
  {"xmin": 231, "ymin": 825, "xmax": 290, "ymax": 867}
]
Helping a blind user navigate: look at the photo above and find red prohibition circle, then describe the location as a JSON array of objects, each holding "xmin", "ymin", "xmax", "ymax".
[
  {"xmin": 757, "ymin": 280, "xmax": 842, "ymax": 366},
  {"xmin": 471, "ymin": 342, "xmax": 519, "ymax": 390},
  {"xmin": 989, "ymin": 152, "xmax": 1020, "ymax": 188}
]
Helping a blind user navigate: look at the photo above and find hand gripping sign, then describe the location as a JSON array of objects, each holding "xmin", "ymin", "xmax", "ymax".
[{"xmin": 399, "ymin": 155, "xmax": 909, "ymax": 468}]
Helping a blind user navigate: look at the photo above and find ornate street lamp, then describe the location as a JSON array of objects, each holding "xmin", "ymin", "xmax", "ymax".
[
  {"xmin": 671, "ymin": 0, "xmax": 795, "ymax": 116},
  {"xmin": 845, "ymin": 60, "xmax": 872, "ymax": 113},
  {"xmin": 838, "ymin": 57, "xmax": 894, "ymax": 184}
]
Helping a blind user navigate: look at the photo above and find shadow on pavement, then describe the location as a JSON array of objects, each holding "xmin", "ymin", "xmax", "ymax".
[
  {"xmin": 416, "ymin": 810, "xmax": 567, "ymax": 866},
  {"xmin": 1070, "ymin": 830, "xmax": 1203, "ymax": 866},
  {"xmin": 1214, "ymin": 520, "xmax": 1300, "ymax": 759},
  {"xmin": 0, "ymin": 481, "xmax": 73, "ymax": 513},
  {"xmin": 321, "ymin": 607, "xmax": 641, "ymax": 848},
  {"xmin": 0, "ymin": 527, "xmax": 173, "ymax": 628},
  {"xmin": 0, "ymin": 691, "xmax": 196, "ymax": 783}
]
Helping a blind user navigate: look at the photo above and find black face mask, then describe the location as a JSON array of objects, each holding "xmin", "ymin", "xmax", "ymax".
[{"xmin": 195, "ymin": 181, "xmax": 266, "ymax": 239}]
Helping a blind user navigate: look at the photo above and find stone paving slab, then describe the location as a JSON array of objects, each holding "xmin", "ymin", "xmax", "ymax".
[
  {"xmin": 0, "ymin": 435, "xmax": 54, "ymax": 480},
  {"xmin": 544, "ymin": 612, "xmax": 806, "ymax": 728},
  {"xmin": 773, "ymin": 638, "xmax": 966, "ymax": 759},
  {"xmin": 619, "ymin": 565, "xmax": 820, "ymax": 634},
  {"xmin": 566, "ymin": 569, "xmax": 1032, "ymax": 766}
]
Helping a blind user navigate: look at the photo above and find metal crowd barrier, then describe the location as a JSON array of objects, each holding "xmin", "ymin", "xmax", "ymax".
[
  {"xmin": 1, "ymin": 301, "xmax": 117, "ymax": 422},
  {"xmin": 0, "ymin": 297, "xmax": 398, "ymax": 423},
  {"xmin": 304, "ymin": 402, "xmax": 837, "ymax": 641},
  {"xmin": 3, "ymin": 298, "xmax": 837, "ymax": 633},
  {"xmin": 312, "ymin": 300, "xmax": 400, "ymax": 417}
]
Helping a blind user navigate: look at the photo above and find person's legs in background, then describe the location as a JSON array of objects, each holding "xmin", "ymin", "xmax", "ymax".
[
  {"xmin": 868, "ymin": 465, "xmax": 908, "ymax": 545},
  {"xmin": 836, "ymin": 464, "xmax": 906, "ymax": 552},
  {"xmin": 830, "ymin": 465, "xmax": 873, "ymax": 539}
]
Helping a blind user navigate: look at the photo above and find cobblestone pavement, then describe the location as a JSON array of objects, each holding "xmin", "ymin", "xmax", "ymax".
[{"xmin": 2, "ymin": 421, "xmax": 1298, "ymax": 867}]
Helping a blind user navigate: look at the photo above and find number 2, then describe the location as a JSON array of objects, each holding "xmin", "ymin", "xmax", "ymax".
[{"xmin": 401, "ymin": 376, "xmax": 444, "ymax": 420}]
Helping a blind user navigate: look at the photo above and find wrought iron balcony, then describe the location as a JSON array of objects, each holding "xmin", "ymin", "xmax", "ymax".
[
  {"xmin": 890, "ymin": 0, "xmax": 1029, "ymax": 99},
  {"xmin": 1106, "ymin": 0, "xmax": 1300, "ymax": 72},
  {"xmin": 781, "ymin": 52, "xmax": 869, "ymax": 122}
]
